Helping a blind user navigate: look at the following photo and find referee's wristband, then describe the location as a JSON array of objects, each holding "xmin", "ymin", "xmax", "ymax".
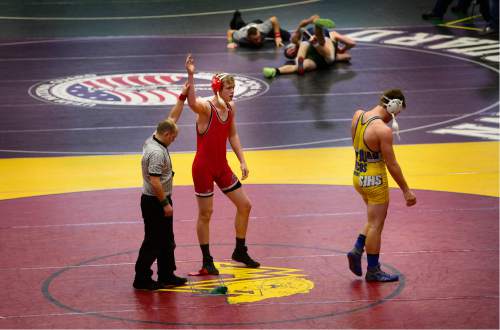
[
  {"xmin": 178, "ymin": 94, "xmax": 187, "ymax": 101},
  {"xmin": 160, "ymin": 197, "xmax": 169, "ymax": 206}
]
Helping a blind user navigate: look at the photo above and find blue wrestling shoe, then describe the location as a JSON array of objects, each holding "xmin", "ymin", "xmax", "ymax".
[
  {"xmin": 347, "ymin": 248, "xmax": 363, "ymax": 276},
  {"xmin": 365, "ymin": 264, "xmax": 399, "ymax": 282}
]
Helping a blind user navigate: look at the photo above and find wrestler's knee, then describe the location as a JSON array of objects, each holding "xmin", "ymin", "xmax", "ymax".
[
  {"xmin": 198, "ymin": 208, "xmax": 213, "ymax": 223},
  {"xmin": 238, "ymin": 199, "xmax": 252, "ymax": 216},
  {"xmin": 366, "ymin": 222, "xmax": 383, "ymax": 234}
]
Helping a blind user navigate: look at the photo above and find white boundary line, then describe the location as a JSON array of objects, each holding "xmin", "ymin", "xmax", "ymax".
[
  {"xmin": 0, "ymin": 113, "xmax": 472, "ymax": 134},
  {"xmin": 0, "ymin": 0, "xmax": 320, "ymax": 21}
]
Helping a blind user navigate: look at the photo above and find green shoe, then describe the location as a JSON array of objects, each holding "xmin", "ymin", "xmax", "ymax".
[
  {"xmin": 263, "ymin": 67, "xmax": 277, "ymax": 79},
  {"xmin": 314, "ymin": 18, "xmax": 335, "ymax": 29}
]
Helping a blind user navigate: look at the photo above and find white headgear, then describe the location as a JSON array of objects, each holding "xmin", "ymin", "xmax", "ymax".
[
  {"xmin": 383, "ymin": 95, "xmax": 403, "ymax": 114},
  {"xmin": 383, "ymin": 95, "xmax": 404, "ymax": 139}
]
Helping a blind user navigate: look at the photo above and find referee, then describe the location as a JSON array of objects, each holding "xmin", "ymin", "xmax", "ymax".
[{"xmin": 133, "ymin": 82, "xmax": 190, "ymax": 291}]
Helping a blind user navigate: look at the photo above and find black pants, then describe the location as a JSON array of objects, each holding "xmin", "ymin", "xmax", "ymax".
[{"xmin": 134, "ymin": 194, "xmax": 176, "ymax": 282}]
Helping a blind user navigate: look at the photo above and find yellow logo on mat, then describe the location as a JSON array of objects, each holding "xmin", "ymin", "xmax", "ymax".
[{"xmin": 159, "ymin": 262, "xmax": 314, "ymax": 304}]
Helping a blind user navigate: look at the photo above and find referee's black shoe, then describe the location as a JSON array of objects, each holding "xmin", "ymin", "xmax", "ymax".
[
  {"xmin": 159, "ymin": 274, "xmax": 187, "ymax": 287},
  {"xmin": 133, "ymin": 279, "xmax": 161, "ymax": 291},
  {"xmin": 232, "ymin": 246, "xmax": 260, "ymax": 268}
]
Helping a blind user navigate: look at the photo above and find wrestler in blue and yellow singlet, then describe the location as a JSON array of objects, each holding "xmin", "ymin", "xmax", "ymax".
[{"xmin": 352, "ymin": 113, "xmax": 389, "ymax": 204}]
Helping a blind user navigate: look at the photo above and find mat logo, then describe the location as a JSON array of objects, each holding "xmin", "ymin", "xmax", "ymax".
[
  {"xmin": 30, "ymin": 73, "xmax": 268, "ymax": 108},
  {"xmin": 430, "ymin": 112, "xmax": 500, "ymax": 140},
  {"xmin": 346, "ymin": 29, "xmax": 499, "ymax": 63},
  {"xmin": 160, "ymin": 262, "xmax": 314, "ymax": 304}
]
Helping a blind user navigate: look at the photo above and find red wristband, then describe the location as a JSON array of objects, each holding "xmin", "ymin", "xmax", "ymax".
[
  {"xmin": 274, "ymin": 32, "xmax": 281, "ymax": 38},
  {"xmin": 178, "ymin": 94, "xmax": 187, "ymax": 101}
]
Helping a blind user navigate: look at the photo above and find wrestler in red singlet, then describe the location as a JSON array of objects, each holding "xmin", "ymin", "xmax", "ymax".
[
  {"xmin": 185, "ymin": 54, "xmax": 259, "ymax": 275},
  {"xmin": 192, "ymin": 100, "xmax": 239, "ymax": 197}
]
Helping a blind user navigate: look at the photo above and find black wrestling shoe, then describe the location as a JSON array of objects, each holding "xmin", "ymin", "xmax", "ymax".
[
  {"xmin": 230, "ymin": 10, "xmax": 245, "ymax": 30},
  {"xmin": 158, "ymin": 274, "xmax": 187, "ymax": 287},
  {"xmin": 231, "ymin": 10, "xmax": 242, "ymax": 20},
  {"xmin": 199, "ymin": 258, "xmax": 219, "ymax": 275},
  {"xmin": 421, "ymin": 12, "xmax": 443, "ymax": 20},
  {"xmin": 133, "ymin": 279, "xmax": 160, "ymax": 291},
  {"xmin": 450, "ymin": 5, "xmax": 468, "ymax": 15},
  {"xmin": 479, "ymin": 26, "xmax": 499, "ymax": 36},
  {"xmin": 232, "ymin": 247, "xmax": 260, "ymax": 268}
]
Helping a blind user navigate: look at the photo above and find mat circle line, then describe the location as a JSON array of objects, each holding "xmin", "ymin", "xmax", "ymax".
[{"xmin": 41, "ymin": 243, "xmax": 405, "ymax": 327}]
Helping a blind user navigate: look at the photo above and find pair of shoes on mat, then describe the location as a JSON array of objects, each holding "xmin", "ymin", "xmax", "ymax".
[
  {"xmin": 199, "ymin": 246, "xmax": 260, "ymax": 275},
  {"xmin": 347, "ymin": 249, "xmax": 398, "ymax": 282},
  {"xmin": 198, "ymin": 247, "xmax": 260, "ymax": 274}
]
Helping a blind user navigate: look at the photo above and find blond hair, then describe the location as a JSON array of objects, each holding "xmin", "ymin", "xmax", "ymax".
[
  {"xmin": 215, "ymin": 74, "xmax": 235, "ymax": 91},
  {"xmin": 215, "ymin": 74, "xmax": 235, "ymax": 109}
]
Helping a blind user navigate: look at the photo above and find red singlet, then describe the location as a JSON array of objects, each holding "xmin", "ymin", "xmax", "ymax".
[{"xmin": 192, "ymin": 100, "xmax": 239, "ymax": 197}]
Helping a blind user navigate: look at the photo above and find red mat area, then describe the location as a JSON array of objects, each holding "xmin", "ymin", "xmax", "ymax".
[{"xmin": 0, "ymin": 185, "xmax": 498, "ymax": 328}]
